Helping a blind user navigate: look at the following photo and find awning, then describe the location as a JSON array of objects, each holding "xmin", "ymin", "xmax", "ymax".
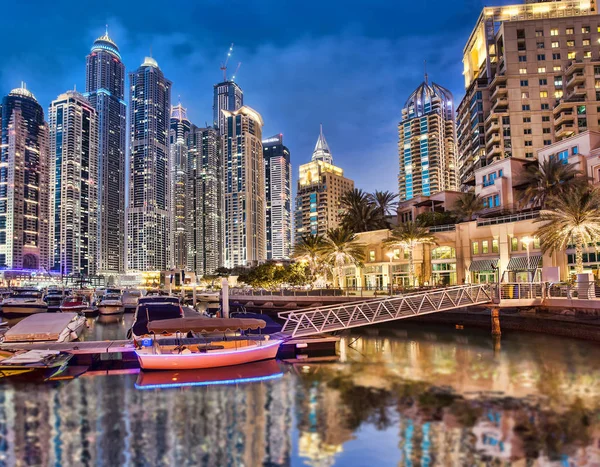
[
  {"xmin": 506, "ymin": 255, "xmax": 542, "ymax": 271},
  {"xmin": 469, "ymin": 259, "xmax": 499, "ymax": 272},
  {"xmin": 148, "ymin": 317, "xmax": 266, "ymax": 334}
]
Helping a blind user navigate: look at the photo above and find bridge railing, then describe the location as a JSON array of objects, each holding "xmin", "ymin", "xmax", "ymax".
[{"xmin": 494, "ymin": 282, "xmax": 545, "ymax": 300}]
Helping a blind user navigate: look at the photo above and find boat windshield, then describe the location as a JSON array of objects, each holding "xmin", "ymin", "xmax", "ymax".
[
  {"xmin": 103, "ymin": 294, "xmax": 121, "ymax": 301},
  {"xmin": 11, "ymin": 291, "xmax": 42, "ymax": 298},
  {"xmin": 64, "ymin": 296, "xmax": 85, "ymax": 303}
]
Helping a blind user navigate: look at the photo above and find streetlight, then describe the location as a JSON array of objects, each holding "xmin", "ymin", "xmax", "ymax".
[{"xmin": 386, "ymin": 251, "xmax": 395, "ymax": 296}]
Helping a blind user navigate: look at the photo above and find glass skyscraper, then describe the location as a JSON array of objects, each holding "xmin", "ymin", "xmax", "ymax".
[
  {"xmin": 213, "ymin": 80, "xmax": 243, "ymax": 133},
  {"xmin": 0, "ymin": 85, "xmax": 50, "ymax": 271},
  {"xmin": 85, "ymin": 30, "xmax": 126, "ymax": 274},
  {"xmin": 263, "ymin": 134, "xmax": 292, "ymax": 260},
  {"xmin": 398, "ymin": 77, "xmax": 457, "ymax": 201},
  {"xmin": 127, "ymin": 57, "xmax": 172, "ymax": 272},
  {"xmin": 48, "ymin": 91, "xmax": 98, "ymax": 277}
]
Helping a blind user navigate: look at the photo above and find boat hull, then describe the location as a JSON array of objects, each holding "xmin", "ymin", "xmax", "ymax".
[
  {"xmin": 97, "ymin": 304, "xmax": 124, "ymax": 315},
  {"xmin": 60, "ymin": 305, "xmax": 88, "ymax": 313},
  {"xmin": 136, "ymin": 339, "xmax": 282, "ymax": 371},
  {"xmin": 2, "ymin": 304, "xmax": 48, "ymax": 317}
]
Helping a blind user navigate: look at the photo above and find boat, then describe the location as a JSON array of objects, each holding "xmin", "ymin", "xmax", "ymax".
[
  {"xmin": 134, "ymin": 359, "xmax": 284, "ymax": 390},
  {"xmin": 196, "ymin": 291, "xmax": 221, "ymax": 302},
  {"xmin": 134, "ymin": 317, "xmax": 284, "ymax": 371},
  {"xmin": 3, "ymin": 312, "xmax": 87, "ymax": 343},
  {"xmin": 122, "ymin": 289, "xmax": 143, "ymax": 312},
  {"xmin": 60, "ymin": 294, "xmax": 90, "ymax": 313},
  {"xmin": 44, "ymin": 288, "xmax": 70, "ymax": 312},
  {"xmin": 2, "ymin": 289, "xmax": 48, "ymax": 317},
  {"xmin": 127, "ymin": 298, "xmax": 185, "ymax": 339},
  {"xmin": 0, "ymin": 349, "xmax": 73, "ymax": 381},
  {"xmin": 97, "ymin": 293, "xmax": 124, "ymax": 315}
]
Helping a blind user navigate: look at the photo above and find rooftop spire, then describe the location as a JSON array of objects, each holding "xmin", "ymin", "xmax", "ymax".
[
  {"xmin": 424, "ymin": 60, "xmax": 428, "ymax": 85},
  {"xmin": 312, "ymin": 124, "xmax": 333, "ymax": 164}
]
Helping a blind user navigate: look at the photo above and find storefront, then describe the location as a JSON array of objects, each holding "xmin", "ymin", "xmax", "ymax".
[
  {"xmin": 431, "ymin": 247, "xmax": 457, "ymax": 286},
  {"xmin": 567, "ymin": 252, "xmax": 600, "ymax": 279},
  {"xmin": 469, "ymin": 258, "xmax": 499, "ymax": 284},
  {"xmin": 391, "ymin": 264, "xmax": 411, "ymax": 287},
  {"xmin": 363, "ymin": 265, "xmax": 384, "ymax": 290},
  {"xmin": 504, "ymin": 255, "xmax": 542, "ymax": 282},
  {"xmin": 344, "ymin": 266, "xmax": 358, "ymax": 289}
]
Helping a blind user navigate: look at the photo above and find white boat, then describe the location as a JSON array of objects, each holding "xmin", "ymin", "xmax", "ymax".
[
  {"xmin": 3, "ymin": 312, "xmax": 87, "ymax": 343},
  {"xmin": 122, "ymin": 289, "xmax": 143, "ymax": 312},
  {"xmin": 2, "ymin": 289, "xmax": 48, "ymax": 317},
  {"xmin": 196, "ymin": 291, "xmax": 221, "ymax": 302},
  {"xmin": 97, "ymin": 293, "xmax": 124, "ymax": 315},
  {"xmin": 60, "ymin": 295, "xmax": 90, "ymax": 313},
  {"xmin": 134, "ymin": 317, "xmax": 283, "ymax": 371}
]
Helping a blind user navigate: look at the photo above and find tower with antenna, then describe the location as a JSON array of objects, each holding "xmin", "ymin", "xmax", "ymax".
[{"xmin": 213, "ymin": 43, "xmax": 244, "ymax": 132}]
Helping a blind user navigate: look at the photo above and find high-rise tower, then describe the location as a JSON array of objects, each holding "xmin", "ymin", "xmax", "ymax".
[
  {"xmin": 222, "ymin": 106, "xmax": 266, "ymax": 268},
  {"xmin": 398, "ymin": 77, "xmax": 457, "ymax": 201},
  {"xmin": 48, "ymin": 91, "xmax": 98, "ymax": 277},
  {"xmin": 213, "ymin": 81, "xmax": 243, "ymax": 133},
  {"xmin": 263, "ymin": 134, "xmax": 292, "ymax": 260},
  {"xmin": 0, "ymin": 85, "xmax": 50, "ymax": 271},
  {"xmin": 85, "ymin": 28, "xmax": 126, "ymax": 274},
  {"xmin": 169, "ymin": 103, "xmax": 191, "ymax": 270},
  {"xmin": 127, "ymin": 56, "xmax": 172, "ymax": 272}
]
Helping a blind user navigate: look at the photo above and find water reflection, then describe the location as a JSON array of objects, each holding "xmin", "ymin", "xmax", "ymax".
[{"xmin": 0, "ymin": 324, "xmax": 597, "ymax": 466}]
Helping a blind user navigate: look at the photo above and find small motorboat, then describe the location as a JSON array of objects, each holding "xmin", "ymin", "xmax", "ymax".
[
  {"xmin": 44, "ymin": 288, "xmax": 70, "ymax": 312},
  {"xmin": 128, "ymin": 298, "xmax": 184, "ymax": 339},
  {"xmin": 0, "ymin": 349, "xmax": 73, "ymax": 381},
  {"xmin": 122, "ymin": 289, "xmax": 143, "ymax": 312},
  {"xmin": 134, "ymin": 317, "xmax": 284, "ymax": 371},
  {"xmin": 2, "ymin": 289, "xmax": 48, "ymax": 317},
  {"xmin": 60, "ymin": 294, "xmax": 90, "ymax": 313},
  {"xmin": 3, "ymin": 312, "xmax": 87, "ymax": 343},
  {"xmin": 97, "ymin": 293, "xmax": 124, "ymax": 315}
]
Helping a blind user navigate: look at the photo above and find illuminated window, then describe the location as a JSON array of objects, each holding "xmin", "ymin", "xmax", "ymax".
[
  {"xmin": 369, "ymin": 250, "xmax": 375, "ymax": 262},
  {"xmin": 584, "ymin": 51, "xmax": 592, "ymax": 58},
  {"xmin": 519, "ymin": 68, "xmax": 528, "ymax": 74},
  {"xmin": 536, "ymin": 30, "xmax": 543, "ymax": 37},
  {"xmin": 431, "ymin": 246, "xmax": 456, "ymax": 260},
  {"xmin": 568, "ymin": 51, "xmax": 577, "ymax": 59},
  {"xmin": 551, "ymin": 41, "xmax": 559, "ymax": 48},
  {"xmin": 533, "ymin": 237, "xmax": 541, "ymax": 249},
  {"xmin": 553, "ymin": 66, "xmax": 562, "ymax": 71},
  {"xmin": 582, "ymin": 26, "xmax": 590, "ymax": 34},
  {"xmin": 472, "ymin": 242, "xmax": 479, "ymax": 255},
  {"xmin": 492, "ymin": 239, "xmax": 499, "ymax": 253},
  {"xmin": 550, "ymin": 28, "xmax": 559, "ymax": 36},
  {"xmin": 540, "ymin": 91, "xmax": 548, "ymax": 98},
  {"xmin": 482, "ymin": 241, "xmax": 489, "ymax": 254},
  {"xmin": 567, "ymin": 40, "xmax": 575, "ymax": 47},
  {"xmin": 566, "ymin": 28, "xmax": 574, "ymax": 35},
  {"xmin": 583, "ymin": 39, "xmax": 591, "ymax": 46},
  {"xmin": 511, "ymin": 237, "xmax": 519, "ymax": 251},
  {"xmin": 538, "ymin": 67, "xmax": 546, "ymax": 73},
  {"xmin": 522, "ymin": 92, "xmax": 529, "ymax": 99}
]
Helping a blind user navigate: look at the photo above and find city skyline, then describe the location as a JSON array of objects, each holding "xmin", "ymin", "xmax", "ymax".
[{"xmin": 0, "ymin": 0, "xmax": 520, "ymax": 195}]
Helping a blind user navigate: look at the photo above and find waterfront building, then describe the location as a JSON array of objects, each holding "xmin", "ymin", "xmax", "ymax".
[
  {"xmin": 187, "ymin": 125, "xmax": 222, "ymax": 275},
  {"xmin": 222, "ymin": 106, "xmax": 266, "ymax": 268},
  {"xmin": 169, "ymin": 103, "xmax": 192, "ymax": 270},
  {"xmin": 0, "ymin": 85, "xmax": 50, "ymax": 271},
  {"xmin": 263, "ymin": 134, "xmax": 292, "ymax": 260},
  {"xmin": 457, "ymin": 0, "xmax": 600, "ymax": 190},
  {"xmin": 213, "ymin": 80, "xmax": 243, "ymax": 133},
  {"xmin": 398, "ymin": 77, "xmax": 457, "ymax": 201},
  {"xmin": 48, "ymin": 91, "xmax": 98, "ymax": 277},
  {"xmin": 127, "ymin": 56, "xmax": 172, "ymax": 272},
  {"xmin": 85, "ymin": 29, "xmax": 126, "ymax": 274},
  {"xmin": 294, "ymin": 126, "xmax": 354, "ymax": 244}
]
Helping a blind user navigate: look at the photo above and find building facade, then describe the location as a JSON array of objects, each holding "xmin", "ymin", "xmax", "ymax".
[
  {"xmin": 169, "ymin": 103, "xmax": 192, "ymax": 270},
  {"xmin": 457, "ymin": 0, "xmax": 600, "ymax": 190},
  {"xmin": 398, "ymin": 78, "xmax": 457, "ymax": 201},
  {"xmin": 187, "ymin": 126, "xmax": 221, "ymax": 275},
  {"xmin": 263, "ymin": 134, "xmax": 292, "ymax": 260},
  {"xmin": 213, "ymin": 81, "xmax": 243, "ymax": 133},
  {"xmin": 84, "ymin": 30, "xmax": 126, "ymax": 274},
  {"xmin": 0, "ymin": 86, "xmax": 50, "ymax": 271},
  {"xmin": 295, "ymin": 127, "xmax": 354, "ymax": 244},
  {"xmin": 222, "ymin": 106, "xmax": 266, "ymax": 268},
  {"xmin": 48, "ymin": 91, "xmax": 98, "ymax": 277},
  {"xmin": 127, "ymin": 57, "xmax": 172, "ymax": 272}
]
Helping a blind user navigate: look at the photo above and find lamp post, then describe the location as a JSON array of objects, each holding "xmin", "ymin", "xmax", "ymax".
[{"xmin": 386, "ymin": 251, "xmax": 395, "ymax": 296}]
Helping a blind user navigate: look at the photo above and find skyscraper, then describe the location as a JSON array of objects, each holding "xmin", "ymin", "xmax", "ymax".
[
  {"xmin": 169, "ymin": 103, "xmax": 191, "ymax": 270},
  {"xmin": 48, "ymin": 91, "xmax": 98, "ymax": 277},
  {"xmin": 0, "ymin": 85, "xmax": 50, "ymax": 271},
  {"xmin": 85, "ymin": 29, "xmax": 126, "ymax": 274},
  {"xmin": 295, "ymin": 126, "xmax": 354, "ymax": 244},
  {"xmin": 457, "ymin": 0, "xmax": 600, "ymax": 189},
  {"xmin": 263, "ymin": 134, "xmax": 292, "ymax": 260},
  {"xmin": 187, "ymin": 125, "xmax": 221, "ymax": 275},
  {"xmin": 213, "ymin": 81, "xmax": 243, "ymax": 133},
  {"xmin": 398, "ymin": 77, "xmax": 457, "ymax": 201},
  {"xmin": 222, "ymin": 106, "xmax": 266, "ymax": 268},
  {"xmin": 127, "ymin": 56, "xmax": 172, "ymax": 272}
]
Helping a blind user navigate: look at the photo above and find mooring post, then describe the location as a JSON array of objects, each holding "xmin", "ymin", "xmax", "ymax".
[{"xmin": 491, "ymin": 307, "xmax": 501, "ymax": 336}]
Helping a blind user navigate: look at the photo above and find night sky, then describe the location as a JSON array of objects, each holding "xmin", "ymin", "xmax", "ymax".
[{"xmin": 1, "ymin": 0, "xmax": 513, "ymax": 193}]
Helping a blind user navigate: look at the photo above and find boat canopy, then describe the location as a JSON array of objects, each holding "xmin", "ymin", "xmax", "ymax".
[{"xmin": 147, "ymin": 317, "xmax": 266, "ymax": 333}]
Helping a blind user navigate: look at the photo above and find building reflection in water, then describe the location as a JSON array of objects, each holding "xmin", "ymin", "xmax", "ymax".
[{"xmin": 0, "ymin": 326, "xmax": 597, "ymax": 466}]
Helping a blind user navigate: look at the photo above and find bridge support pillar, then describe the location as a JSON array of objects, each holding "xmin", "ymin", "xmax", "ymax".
[{"xmin": 490, "ymin": 307, "xmax": 501, "ymax": 336}]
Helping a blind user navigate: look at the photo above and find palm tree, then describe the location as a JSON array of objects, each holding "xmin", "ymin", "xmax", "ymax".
[
  {"xmin": 451, "ymin": 192, "xmax": 484, "ymax": 222},
  {"xmin": 369, "ymin": 190, "xmax": 399, "ymax": 218},
  {"xmin": 293, "ymin": 234, "xmax": 327, "ymax": 280},
  {"xmin": 321, "ymin": 228, "xmax": 365, "ymax": 288},
  {"xmin": 534, "ymin": 186, "xmax": 600, "ymax": 274},
  {"xmin": 384, "ymin": 222, "xmax": 437, "ymax": 286},
  {"xmin": 340, "ymin": 188, "xmax": 384, "ymax": 233},
  {"xmin": 517, "ymin": 158, "xmax": 586, "ymax": 209}
]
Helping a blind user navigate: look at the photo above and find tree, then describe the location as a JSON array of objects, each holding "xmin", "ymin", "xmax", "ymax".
[
  {"xmin": 321, "ymin": 228, "xmax": 365, "ymax": 288},
  {"xmin": 384, "ymin": 222, "xmax": 436, "ymax": 286},
  {"xmin": 369, "ymin": 190, "xmax": 399, "ymax": 218},
  {"xmin": 534, "ymin": 186, "xmax": 600, "ymax": 274},
  {"xmin": 293, "ymin": 234, "xmax": 327, "ymax": 282},
  {"xmin": 517, "ymin": 158, "xmax": 586, "ymax": 209},
  {"xmin": 340, "ymin": 188, "xmax": 384, "ymax": 233},
  {"xmin": 451, "ymin": 192, "xmax": 484, "ymax": 222}
]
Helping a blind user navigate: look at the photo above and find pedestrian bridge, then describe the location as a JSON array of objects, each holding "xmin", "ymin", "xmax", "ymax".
[{"xmin": 278, "ymin": 284, "xmax": 494, "ymax": 337}]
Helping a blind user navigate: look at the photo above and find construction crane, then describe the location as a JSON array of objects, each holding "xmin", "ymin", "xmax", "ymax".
[
  {"xmin": 232, "ymin": 62, "xmax": 242, "ymax": 81},
  {"xmin": 220, "ymin": 43, "xmax": 234, "ymax": 81}
]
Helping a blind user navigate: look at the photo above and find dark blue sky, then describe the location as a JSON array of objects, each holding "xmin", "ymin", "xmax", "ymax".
[{"xmin": 1, "ymin": 0, "xmax": 512, "ymax": 193}]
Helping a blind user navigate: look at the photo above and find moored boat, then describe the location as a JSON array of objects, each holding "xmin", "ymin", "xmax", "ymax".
[
  {"xmin": 60, "ymin": 294, "xmax": 90, "ymax": 313},
  {"xmin": 97, "ymin": 293, "xmax": 124, "ymax": 315},
  {"xmin": 44, "ymin": 288, "xmax": 70, "ymax": 312},
  {"xmin": 0, "ymin": 349, "xmax": 73, "ymax": 381},
  {"xmin": 3, "ymin": 312, "xmax": 87, "ymax": 343},
  {"xmin": 122, "ymin": 289, "xmax": 143, "ymax": 312},
  {"xmin": 134, "ymin": 317, "xmax": 284, "ymax": 371},
  {"xmin": 2, "ymin": 289, "xmax": 48, "ymax": 317}
]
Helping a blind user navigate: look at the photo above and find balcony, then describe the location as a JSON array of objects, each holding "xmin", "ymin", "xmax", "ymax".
[
  {"xmin": 488, "ymin": 144, "xmax": 502, "ymax": 157},
  {"xmin": 567, "ymin": 85, "xmax": 587, "ymax": 98},
  {"xmin": 566, "ymin": 72, "xmax": 586, "ymax": 89},
  {"xmin": 485, "ymin": 120, "xmax": 499, "ymax": 136},
  {"xmin": 553, "ymin": 111, "xmax": 574, "ymax": 126},
  {"xmin": 564, "ymin": 60, "xmax": 585, "ymax": 77},
  {"xmin": 485, "ymin": 132, "xmax": 501, "ymax": 148},
  {"xmin": 492, "ymin": 97, "xmax": 509, "ymax": 113},
  {"xmin": 490, "ymin": 84, "xmax": 508, "ymax": 100},
  {"xmin": 555, "ymin": 123, "xmax": 576, "ymax": 138}
]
